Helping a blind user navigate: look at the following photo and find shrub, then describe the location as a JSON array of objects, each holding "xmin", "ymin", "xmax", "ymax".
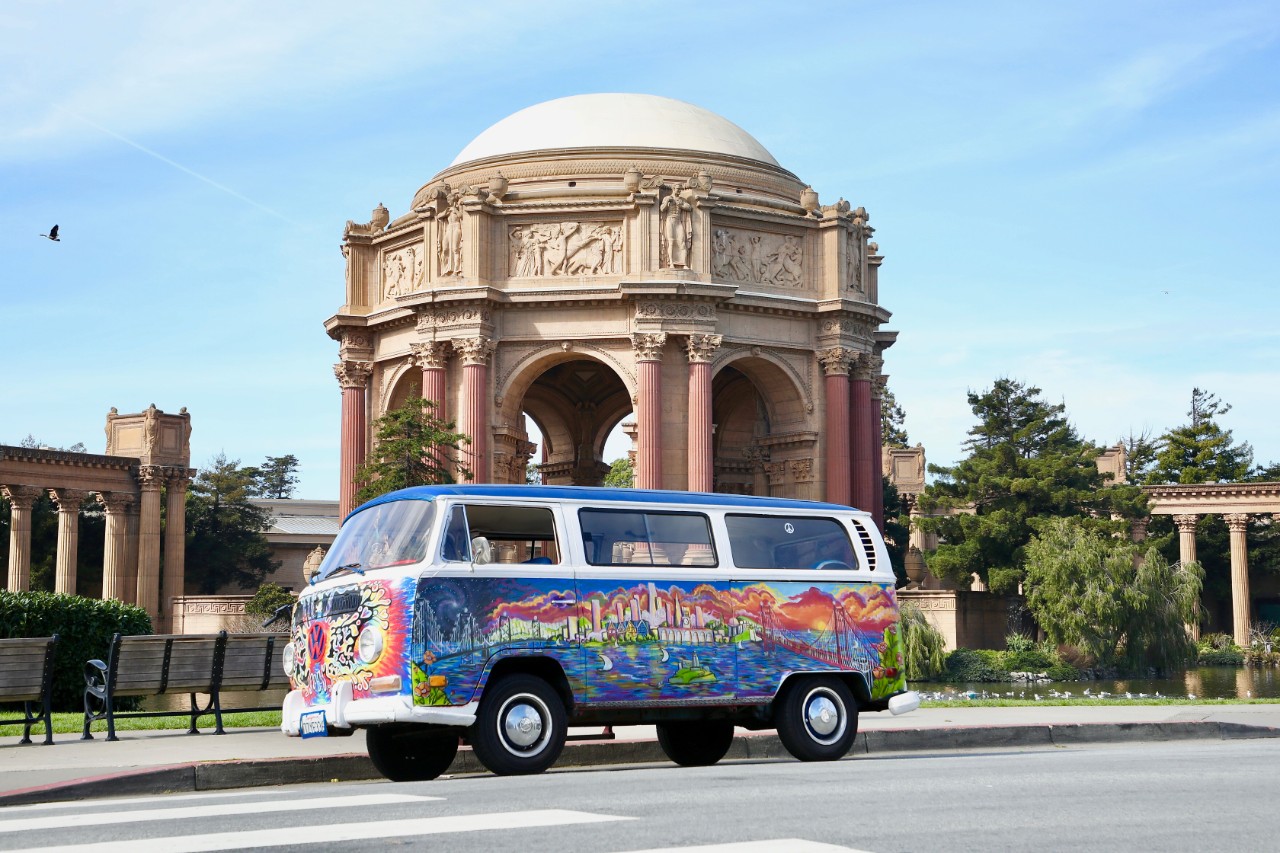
[
  {"xmin": 0, "ymin": 590, "xmax": 151, "ymax": 711},
  {"xmin": 1005, "ymin": 633, "xmax": 1035, "ymax": 654},
  {"xmin": 1199, "ymin": 647, "xmax": 1244, "ymax": 666},
  {"xmin": 245, "ymin": 583, "xmax": 296, "ymax": 620},
  {"xmin": 1002, "ymin": 649, "xmax": 1057, "ymax": 672},
  {"xmin": 1046, "ymin": 663, "xmax": 1081, "ymax": 680},
  {"xmin": 1198, "ymin": 632, "xmax": 1235, "ymax": 652},
  {"xmin": 899, "ymin": 602, "xmax": 947, "ymax": 680},
  {"xmin": 943, "ymin": 648, "xmax": 1010, "ymax": 682}
]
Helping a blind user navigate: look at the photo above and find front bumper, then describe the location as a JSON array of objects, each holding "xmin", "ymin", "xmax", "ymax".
[
  {"xmin": 888, "ymin": 690, "xmax": 921, "ymax": 716},
  {"xmin": 281, "ymin": 681, "xmax": 479, "ymax": 736}
]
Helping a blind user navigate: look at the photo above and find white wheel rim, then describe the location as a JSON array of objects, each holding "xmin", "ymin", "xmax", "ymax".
[
  {"xmin": 499, "ymin": 693, "xmax": 551, "ymax": 756},
  {"xmin": 801, "ymin": 686, "xmax": 846, "ymax": 745}
]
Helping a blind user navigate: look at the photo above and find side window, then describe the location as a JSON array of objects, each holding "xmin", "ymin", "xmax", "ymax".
[
  {"xmin": 579, "ymin": 509, "xmax": 716, "ymax": 567},
  {"xmin": 726, "ymin": 514, "xmax": 856, "ymax": 570},
  {"xmin": 441, "ymin": 506, "xmax": 472, "ymax": 563},
  {"xmin": 459, "ymin": 504, "xmax": 561, "ymax": 565}
]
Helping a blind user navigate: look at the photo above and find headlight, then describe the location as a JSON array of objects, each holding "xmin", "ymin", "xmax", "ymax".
[
  {"xmin": 282, "ymin": 640, "xmax": 296, "ymax": 676},
  {"xmin": 357, "ymin": 625, "xmax": 384, "ymax": 664}
]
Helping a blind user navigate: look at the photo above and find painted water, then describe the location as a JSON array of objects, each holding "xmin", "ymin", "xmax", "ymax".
[{"xmin": 912, "ymin": 666, "xmax": 1280, "ymax": 701}]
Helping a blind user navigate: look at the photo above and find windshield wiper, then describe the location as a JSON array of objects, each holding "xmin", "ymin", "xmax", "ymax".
[{"xmin": 314, "ymin": 562, "xmax": 364, "ymax": 584}]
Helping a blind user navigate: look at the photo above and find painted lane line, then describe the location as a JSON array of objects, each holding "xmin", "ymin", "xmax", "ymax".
[
  {"xmin": 0, "ymin": 792, "xmax": 435, "ymax": 833},
  {"xmin": 8, "ymin": 809, "xmax": 632, "ymax": 853},
  {"xmin": 0, "ymin": 790, "xmax": 299, "ymax": 813},
  {"xmin": 617, "ymin": 842, "xmax": 867, "ymax": 853}
]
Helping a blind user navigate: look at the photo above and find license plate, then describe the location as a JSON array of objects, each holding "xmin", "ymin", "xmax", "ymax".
[{"xmin": 299, "ymin": 710, "xmax": 328, "ymax": 738}]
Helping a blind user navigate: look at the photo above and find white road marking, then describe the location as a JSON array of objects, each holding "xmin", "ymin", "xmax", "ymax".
[
  {"xmin": 9, "ymin": 809, "xmax": 631, "ymax": 853},
  {"xmin": 618, "ymin": 842, "xmax": 866, "ymax": 853},
  {"xmin": 0, "ymin": 789, "xmax": 298, "ymax": 813},
  {"xmin": 0, "ymin": 792, "xmax": 434, "ymax": 833}
]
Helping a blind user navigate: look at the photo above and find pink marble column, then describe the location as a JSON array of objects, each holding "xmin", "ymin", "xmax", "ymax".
[
  {"xmin": 632, "ymin": 333, "xmax": 667, "ymax": 490},
  {"xmin": 96, "ymin": 491, "xmax": 134, "ymax": 602},
  {"xmin": 162, "ymin": 470, "xmax": 190, "ymax": 632},
  {"xmin": 135, "ymin": 465, "xmax": 164, "ymax": 622},
  {"xmin": 410, "ymin": 341, "xmax": 449, "ymax": 419},
  {"xmin": 49, "ymin": 488, "xmax": 88, "ymax": 595},
  {"xmin": 818, "ymin": 348, "xmax": 852, "ymax": 505},
  {"xmin": 2, "ymin": 485, "xmax": 41, "ymax": 592},
  {"xmin": 850, "ymin": 357, "xmax": 875, "ymax": 514},
  {"xmin": 1225, "ymin": 513, "xmax": 1252, "ymax": 647},
  {"xmin": 454, "ymin": 337, "xmax": 494, "ymax": 483},
  {"xmin": 334, "ymin": 361, "xmax": 372, "ymax": 519},
  {"xmin": 685, "ymin": 334, "xmax": 721, "ymax": 493},
  {"xmin": 871, "ymin": 375, "xmax": 887, "ymax": 530}
]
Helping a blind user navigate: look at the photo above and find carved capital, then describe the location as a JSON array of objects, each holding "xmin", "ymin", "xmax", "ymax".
[
  {"xmin": 410, "ymin": 341, "xmax": 449, "ymax": 371},
  {"xmin": 789, "ymin": 458, "xmax": 815, "ymax": 483},
  {"xmin": 94, "ymin": 491, "xmax": 135, "ymax": 514},
  {"xmin": 0, "ymin": 484, "xmax": 42, "ymax": 510},
  {"xmin": 685, "ymin": 334, "xmax": 722, "ymax": 364},
  {"xmin": 137, "ymin": 464, "xmax": 166, "ymax": 491},
  {"xmin": 817, "ymin": 347, "xmax": 853, "ymax": 376},
  {"xmin": 851, "ymin": 353, "xmax": 880, "ymax": 382},
  {"xmin": 48, "ymin": 487, "xmax": 90, "ymax": 512},
  {"xmin": 333, "ymin": 361, "xmax": 372, "ymax": 390},
  {"xmin": 338, "ymin": 330, "xmax": 373, "ymax": 361},
  {"xmin": 1173, "ymin": 514, "xmax": 1200, "ymax": 534},
  {"xmin": 453, "ymin": 336, "xmax": 494, "ymax": 367},
  {"xmin": 631, "ymin": 333, "xmax": 668, "ymax": 362},
  {"xmin": 164, "ymin": 467, "xmax": 193, "ymax": 490},
  {"xmin": 1224, "ymin": 513, "xmax": 1251, "ymax": 532}
]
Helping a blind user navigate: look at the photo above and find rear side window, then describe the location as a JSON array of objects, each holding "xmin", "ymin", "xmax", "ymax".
[
  {"xmin": 725, "ymin": 514, "xmax": 856, "ymax": 570},
  {"xmin": 579, "ymin": 509, "xmax": 717, "ymax": 567}
]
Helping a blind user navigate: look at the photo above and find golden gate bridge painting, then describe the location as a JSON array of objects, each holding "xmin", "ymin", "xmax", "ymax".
[{"xmin": 757, "ymin": 601, "xmax": 876, "ymax": 676}]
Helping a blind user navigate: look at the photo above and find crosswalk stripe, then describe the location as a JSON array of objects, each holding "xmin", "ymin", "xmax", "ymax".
[
  {"xmin": 0, "ymin": 790, "xmax": 298, "ymax": 813},
  {"xmin": 0, "ymin": 793, "xmax": 434, "ymax": 833},
  {"xmin": 7, "ymin": 809, "xmax": 632, "ymax": 853},
  {"xmin": 618, "ymin": 842, "xmax": 866, "ymax": 853}
]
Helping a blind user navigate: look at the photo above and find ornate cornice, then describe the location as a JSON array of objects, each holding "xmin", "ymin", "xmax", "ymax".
[{"xmin": 1145, "ymin": 482, "xmax": 1280, "ymax": 516}]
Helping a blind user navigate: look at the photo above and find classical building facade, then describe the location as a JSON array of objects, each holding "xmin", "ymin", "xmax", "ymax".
[
  {"xmin": 327, "ymin": 94, "xmax": 895, "ymax": 522},
  {"xmin": 0, "ymin": 405, "xmax": 193, "ymax": 630}
]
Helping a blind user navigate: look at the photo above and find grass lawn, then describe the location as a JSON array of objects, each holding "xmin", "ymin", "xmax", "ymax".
[{"xmin": 1, "ymin": 710, "xmax": 282, "ymax": 738}]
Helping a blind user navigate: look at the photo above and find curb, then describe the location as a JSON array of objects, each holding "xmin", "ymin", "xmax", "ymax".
[{"xmin": 2, "ymin": 721, "xmax": 1275, "ymax": 806}]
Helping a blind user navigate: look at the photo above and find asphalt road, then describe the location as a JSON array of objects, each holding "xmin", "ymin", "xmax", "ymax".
[{"xmin": 1, "ymin": 740, "xmax": 1276, "ymax": 852}]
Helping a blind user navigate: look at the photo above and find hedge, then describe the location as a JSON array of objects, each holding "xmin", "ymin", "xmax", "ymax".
[{"xmin": 0, "ymin": 590, "xmax": 152, "ymax": 712}]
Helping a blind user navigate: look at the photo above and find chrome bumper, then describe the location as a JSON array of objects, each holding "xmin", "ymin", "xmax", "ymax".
[
  {"xmin": 888, "ymin": 690, "xmax": 921, "ymax": 716},
  {"xmin": 281, "ymin": 681, "xmax": 479, "ymax": 736}
]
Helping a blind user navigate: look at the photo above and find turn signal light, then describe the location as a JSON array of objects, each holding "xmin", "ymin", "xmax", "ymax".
[
  {"xmin": 428, "ymin": 675, "xmax": 447, "ymax": 688},
  {"xmin": 369, "ymin": 675, "xmax": 402, "ymax": 694}
]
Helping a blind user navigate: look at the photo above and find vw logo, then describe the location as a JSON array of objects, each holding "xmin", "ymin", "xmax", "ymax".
[{"xmin": 307, "ymin": 622, "xmax": 329, "ymax": 663}]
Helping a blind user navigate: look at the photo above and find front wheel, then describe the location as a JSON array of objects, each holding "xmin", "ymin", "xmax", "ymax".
[
  {"xmin": 469, "ymin": 674, "xmax": 567, "ymax": 776},
  {"xmin": 774, "ymin": 676, "xmax": 858, "ymax": 762},
  {"xmin": 656, "ymin": 720, "xmax": 735, "ymax": 766},
  {"xmin": 366, "ymin": 725, "xmax": 459, "ymax": 782}
]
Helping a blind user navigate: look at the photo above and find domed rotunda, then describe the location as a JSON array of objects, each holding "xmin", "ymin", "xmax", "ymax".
[{"xmin": 327, "ymin": 94, "xmax": 895, "ymax": 525}]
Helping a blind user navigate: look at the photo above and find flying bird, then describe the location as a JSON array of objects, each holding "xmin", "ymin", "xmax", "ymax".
[{"xmin": 40, "ymin": 225, "xmax": 60, "ymax": 241}]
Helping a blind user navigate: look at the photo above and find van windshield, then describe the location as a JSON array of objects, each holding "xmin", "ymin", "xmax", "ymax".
[{"xmin": 316, "ymin": 500, "xmax": 436, "ymax": 582}]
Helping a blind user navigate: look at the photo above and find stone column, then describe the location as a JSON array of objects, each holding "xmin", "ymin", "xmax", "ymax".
[
  {"xmin": 334, "ymin": 360, "xmax": 372, "ymax": 518},
  {"xmin": 410, "ymin": 341, "xmax": 449, "ymax": 420},
  {"xmin": 685, "ymin": 334, "xmax": 721, "ymax": 493},
  {"xmin": 454, "ymin": 337, "xmax": 494, "ymax": 483},
  {"xmin": 871, "ymin": 372, "xmax": 887, "ymax": 530},
  {"xmin": 1225, "ymin": 513, "xmax": 1252, "ymax": 648},
  {"xmin": 96, "ymin": 491, "xmax": 135, "ymax": 602},
  {"xmin": 818, "ymin": 348, "xmax": 852, "ymax": 505},
  {"xmin": 2, "ymin": 486, "xmax": 41, "ymax": 592},
  {"xmin": 162, "ymin": 470, "xmax": 190, "ymax": 632},
  {"xmin": 49, "ymin": 488, "xmax": 89, "ymax": 595},
  {"xmin": 1173, "ymin": 514, "xmax": 1199, "ymax": 567},
  {"xmin": 123, "ymin": 499, "xmax": 140, "ymax": 604},
  {"xmin": 850, "ymin": 355, "xmax": 876, "ymax": 515},
  {"xmin": 632, "ymin": 333, "xmax": 667, "ymax": 490},
  {"xmin": 135, "ymin": 465, "xmax": 164, "ymax": 622}
]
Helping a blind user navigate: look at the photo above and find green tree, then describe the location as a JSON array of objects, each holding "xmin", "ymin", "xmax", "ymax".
[
  {"xmin": 603, "ymin": 457, "xmax": 634, "ymax": 488},
  {"xmin": 898, "ymin": 601, "xmax": 946, "ymax": 679},
  {"xmin": 186, "ymin": 454, "xmax": 280, "ymax": 594},
  {"xmin": 1024, "ymin": 517, "xmax": 1201, "ymax": 671},
  {"xmin": 881, "ymin": 476, "xmax": 909, "ymax": 585},
  {"xmin": 880, "ymin": 386, "xmax": 910, "ymax": 447},
  {"xmin": 254, "ymin": 454, "xmax": 300, "ymax": 499},
  {"xmin": 245, "ymin": 582, "xmax": 296, "ymax": 620},
  {"xmin": 917, "ymin": 378, "xmax": 1143, "ymax": 593},
  {"xmin": 1121, "ymin": 428, "xmax": 1160, "ymax": 484},
  {"xmin": 1149, "ymin": 388, "xmax": 1253, "ymax": 485},
  {"xmin": 355, "ymin": 394, "xmax": 469, "ymax": 503}
]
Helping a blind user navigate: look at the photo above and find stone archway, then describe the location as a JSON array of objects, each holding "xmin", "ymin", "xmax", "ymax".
[{"xmin": 711, "ymin": 353, "xmax": 814, "ymax": 499}]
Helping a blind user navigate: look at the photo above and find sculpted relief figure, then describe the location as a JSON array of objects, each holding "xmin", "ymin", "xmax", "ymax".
[
  {"xmin": 710, "ymin": 228, "xmax": 805, "ymax": 288},
  {"xmin": 437, "ymin": 193, "xmax": 464, "ymax": 277},
  {"xmin": 509, "ymin": 222, "xmax": 623, "ymax": 277},
  {"xmin": 383, "ymin": 245, "xmax": 424, "ymax": 299},
  {"xmin": 660, "ymin": 188, "xmax": 693, "ymax": 268},
  {"xmin": 344, "ymin": 203, "xmax": 389, "ymax": 238}
]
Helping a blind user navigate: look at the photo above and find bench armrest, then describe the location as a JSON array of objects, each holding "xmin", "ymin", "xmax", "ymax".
[{"xmin": 84, "ymin": 659, "xmax": 109, "ymax": 701}]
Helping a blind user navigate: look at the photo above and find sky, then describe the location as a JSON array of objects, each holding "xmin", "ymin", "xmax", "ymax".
[{"xmin": 3, "ymin": 0, "xmax": 1278, "ymax": 499}]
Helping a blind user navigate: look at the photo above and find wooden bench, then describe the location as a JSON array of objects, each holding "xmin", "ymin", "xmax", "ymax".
[
  {"xmin": 0, "ymin": 635, "xmax": 59, "ymax": 745},
  {"xmin": 82, "ymin": 631, "xmax": 289, "ymax": 741}
]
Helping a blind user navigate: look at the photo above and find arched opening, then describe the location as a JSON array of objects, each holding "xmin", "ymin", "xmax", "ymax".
[
  {"xmin": 712, "ymin": 355, "xmax": 811, "ymax": 498},
  {"xmin": 520, "ymin": 359, "xmax": 632, "ymax": 486}
]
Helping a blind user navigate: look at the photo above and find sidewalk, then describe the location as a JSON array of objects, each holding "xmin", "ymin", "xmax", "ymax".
[{"xmin": 4, "ymin": 704, "xmax": 1278, "ymax": 806}]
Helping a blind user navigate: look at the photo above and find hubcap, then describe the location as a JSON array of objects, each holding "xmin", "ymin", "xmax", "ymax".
[
  {"xmin": 501, "ymin": 697, "xmax": 547, "ymax": 752},
  {"xmin": 803, "ymin": 689, "xmax": 845, "ymax": 743}
]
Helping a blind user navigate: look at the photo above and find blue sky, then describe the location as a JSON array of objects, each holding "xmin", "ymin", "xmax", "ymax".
[{"xmin": 3, "ymin": 0, "xmax": 1277, "ymax": 498}]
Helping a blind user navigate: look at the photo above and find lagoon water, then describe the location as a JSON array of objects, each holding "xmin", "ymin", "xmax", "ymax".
[{"xmin": 912, "ymin": 666, "xmax": 1280, "ymax": 701}]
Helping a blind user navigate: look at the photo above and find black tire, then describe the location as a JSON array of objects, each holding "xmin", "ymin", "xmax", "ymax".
[
  {"xmin": 469, "ymin": 674, "xmax": 567, "ymax": 776},
  {"xmin": 774, "ymin": 676, "xmax": 858, "ymax": 762},
  {"xmin": 656, "ymin": 720, "xmax": 735, "ymax": 767},
  {"xmin": 366, "ymin": 725, "xmax": 460, "ymax": 782}
]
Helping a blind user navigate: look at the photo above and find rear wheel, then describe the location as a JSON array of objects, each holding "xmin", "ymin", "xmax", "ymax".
[
  {"xmin": 656, "ymin": 720, "xmax": 735, "ymax": 766},
  {"xmin": 365, "ymin": 725, "xmax": 459, "ymax": 782},
  {"xmin": 774, "ymin": 676, "xmax": 858, "ymax": 762},
  {"xmin": 469, "ymin": 674, "xmax": 567, "ymax": 776}
]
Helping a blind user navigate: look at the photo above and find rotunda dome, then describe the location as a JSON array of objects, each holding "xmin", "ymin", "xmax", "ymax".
[{"xmin": 449, "ymin": 94, "xmax": 780, "ymax": 168}]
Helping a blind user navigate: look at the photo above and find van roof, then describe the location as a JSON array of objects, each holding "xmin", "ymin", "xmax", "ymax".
[{"xmin": 349, "ymin": 484, "xmax": 862, "ymax": 521}]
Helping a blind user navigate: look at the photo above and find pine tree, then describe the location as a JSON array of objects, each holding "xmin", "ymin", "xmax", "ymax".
[
  {"xmin": 1150, "ymin": 388, "xmax": 1253, "ymax": 485},
  {"xmin": 254, "ymin": 454, "xmax": 300, "ymax": 499},
  {"xmin": 880, "ymin": 386, "xmax": 910, "ymax": 447},
  {"xmin": 186, "ymin": 454, "xmax": 280, "ymax": 594},
  {"xmin": 355, "ymin": 394, "xmax": 469, "ymax": 503}
]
